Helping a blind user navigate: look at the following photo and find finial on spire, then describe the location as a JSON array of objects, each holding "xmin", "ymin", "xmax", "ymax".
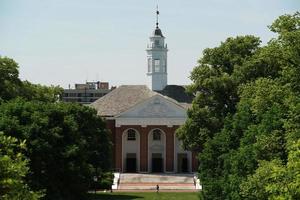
[{"xmin": 156, "ymin": 5, "xmax": 159, "ymax": 28}]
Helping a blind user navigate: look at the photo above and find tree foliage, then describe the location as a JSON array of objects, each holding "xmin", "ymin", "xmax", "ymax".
[
  {"xmin": 0, "ymin": 56, "xmax": 62, "ymax": 103},
  {"xmin": 178, "ymin": 12, "xmax": 300, "ymax": 200},
  {"xmin": 177, "ymin": 35, "xmax": 261, "ymax": 151},
  {"xmin": 0, "ymin": 57, "xmax": 22, "ymax": 101},
  {"xmin": 0, "ymin": 132, "xmax": 43, "ymax": 200},
  {"xmin": 0, "ymin": 56, "xmax": 112, "ymax": 199},
  {"xmin": 0, "ymin": 99, "xmax": 112, "ymax": 200}
]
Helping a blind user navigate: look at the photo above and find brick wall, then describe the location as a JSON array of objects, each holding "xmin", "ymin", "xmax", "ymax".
[{"xmin": 105, "ymin": 122, "xmax": 198, "ymax": 173}]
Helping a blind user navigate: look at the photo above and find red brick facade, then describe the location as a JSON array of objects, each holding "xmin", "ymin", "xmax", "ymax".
[{"xmin": 106, "ymin": 120, "xmax": 198, "ymax": 173}]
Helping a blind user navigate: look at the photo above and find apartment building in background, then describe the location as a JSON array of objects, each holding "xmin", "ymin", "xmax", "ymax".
[{"xmin": 62, "ymin": 81, "xmax": 114, "ymax": 104}]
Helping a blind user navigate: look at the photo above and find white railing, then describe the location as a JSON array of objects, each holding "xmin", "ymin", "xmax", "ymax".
[
  {"xmin": 112, "ymin": 172, "xmax": 120, "ymax": 190},
  {"xmin": 193, "ymin": 173, "xmax": 202, "ymax": 190}
]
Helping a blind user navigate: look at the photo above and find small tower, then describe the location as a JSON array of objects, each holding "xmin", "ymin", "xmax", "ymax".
[{"xmin": 146, "ymin": 6, "xmax": 168, "ymax": 91}]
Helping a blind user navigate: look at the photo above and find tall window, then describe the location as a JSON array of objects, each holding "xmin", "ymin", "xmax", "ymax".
[
  {"xmin": 162, "ymin": 59, "xmax": 166, "ymax": 72},
  {"xmin": 154, "ymin": 59, "xmax": 160, "ymax": 72},
  {"xmin": 153, "ymin": 129, "xmax": 161, "ymax": 141},
  {"xmin": 127, "ymin": 129, "xmax": 136, "ymax": 141},
  {"xmin": 148, "ymin": 58, "xmax": 152, "ymax": 72}
]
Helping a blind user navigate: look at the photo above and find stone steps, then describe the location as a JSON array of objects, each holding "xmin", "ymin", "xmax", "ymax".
[
  {"xmin": 117, "ymin": 173, "xmax": 197, "ymax": 190},
  {"xmin": 118, "ymin": 183, "xmax": 195, "ymax": 190}
]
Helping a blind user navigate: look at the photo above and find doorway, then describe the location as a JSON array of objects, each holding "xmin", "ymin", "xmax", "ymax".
[
  {"xmin": 177, "ymin": 153, "xmax": 188, "ymax": 173},
  {"xmin": 126, "ymin": 153, "xmax": 137, "ymax": 172},
  {"xmin": 152, "ymin": 153, "xmax": 163, "ymax": 173}
]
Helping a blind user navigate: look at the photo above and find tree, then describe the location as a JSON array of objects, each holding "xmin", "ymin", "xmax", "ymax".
[
  {"xmin": 0, "ymin": 132, "xmax": 43, "ymax": 200},
  {"xmin": 180, "ymin": 12, "xmax": 300, "ymax": 200},
  {"xmin": 0, "ymin": 57, "xmax": 22, "ymax": 101},
  {"xmin": 20, "ymin": 81, "xmax": 63, "ymax": 103},
  {"xmin": 176, "ymin": 35, "xmax": 261, "ymax": 151},
  {"xmin": 0, "ymin": 99, "xmax": 112, "ymax": 200},
  {"xmin": 240, "ymin": 97, "xmax": 300, "ymax": 200},
  {"xmin": 0, "ymin": 56, "xmax": 62, "ymax": 103}
]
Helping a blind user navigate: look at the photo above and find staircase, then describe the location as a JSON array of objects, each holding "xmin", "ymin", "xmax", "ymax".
[{"xmin": 117, "ymin": 173, "xmax": 198, "ymax": 190}]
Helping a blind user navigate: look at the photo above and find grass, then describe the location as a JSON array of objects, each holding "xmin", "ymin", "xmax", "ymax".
[{"xmin": 87, "ymin": 192, "xmax": 199, "ymax": 200}]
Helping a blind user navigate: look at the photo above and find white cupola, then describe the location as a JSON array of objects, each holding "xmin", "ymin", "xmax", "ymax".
[{"xmin": 146, "ymin": 7, "xmax": 168, "ymax": 91}]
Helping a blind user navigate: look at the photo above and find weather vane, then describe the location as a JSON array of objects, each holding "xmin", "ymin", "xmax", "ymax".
[{"xmin": 156, "ymin": 5, "xmax": 159, "ymax": 28}]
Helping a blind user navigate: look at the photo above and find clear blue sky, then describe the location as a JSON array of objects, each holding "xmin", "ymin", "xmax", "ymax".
[{"xmin": 0, "ymin": 0, "xmax": 299, "ymax": 88}]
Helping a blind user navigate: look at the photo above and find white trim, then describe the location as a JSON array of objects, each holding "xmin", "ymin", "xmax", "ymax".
[
  {"xmin": 116, "ymin": 117, "xmax": 186, "ymax": 127},
  {"xmin": 148, "ymin": 128, "xmax": 166, "ymax": 173},
  {"xmin": 174, "ymin": 136, "xmax": 192, "ymax": 173},
  {"xmin": 122, "ymin": 128, "xmax": 140, "ymax": 172},
  {"xmin": 115, "ymin": 94, "xmax": 187, "ymax": 118}
]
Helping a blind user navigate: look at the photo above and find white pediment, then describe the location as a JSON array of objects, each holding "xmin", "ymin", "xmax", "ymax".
[{"xmin": 116, "ymin": 95, "xmax": 187, "ymax": 118}]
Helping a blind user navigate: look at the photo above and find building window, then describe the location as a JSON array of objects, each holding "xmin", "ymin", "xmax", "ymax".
[
  {"xmin": 148, "ymin": 58, "xmax": 152, "ymax": 72},
  {"xmin": 162, "ymin": 59, "xmax": 166, "ymax": 72},
  {"xmin": 154, "ymin": 59, "xmax": 160, "ymax": 72},
  {"xmin": 153, "ymin": 129, "xmax": 161, "ymax": 141},
  {"xmin": 69, "ymin": 93, "xmax": 77, "ymax": 97},
  {"xmin": 127, "ymin": 129, "xmax": 136, "ymax": 141}
]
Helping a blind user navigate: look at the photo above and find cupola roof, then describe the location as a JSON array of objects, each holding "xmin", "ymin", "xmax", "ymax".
[{"xmin": 153, "ymin": 27, "xmax": 163, "ymax": 37}]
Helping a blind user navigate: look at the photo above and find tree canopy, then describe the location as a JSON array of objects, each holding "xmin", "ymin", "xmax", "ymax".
[
  {"xmin": 178, "ymin": 12, "xmax": 300, "ymax": 200},
  {"xmin": 0, "ymin": 56, "xmax": 62, "ymax": 103},
  {"xmin": 0, "ymin": 56, "xmax": 112, "ymax": 199},
  {"xmin": 0, "ymin": 132, "xmax": 43, "ymax": 200},
  {"xmin": 0, "ymin": 99, "xmax": 112, "ymax": 200}
]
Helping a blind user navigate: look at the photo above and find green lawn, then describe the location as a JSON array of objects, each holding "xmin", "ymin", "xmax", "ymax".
[{"xmin": 87, "ymin": 192, "xmax": 199, "ymax": 200}]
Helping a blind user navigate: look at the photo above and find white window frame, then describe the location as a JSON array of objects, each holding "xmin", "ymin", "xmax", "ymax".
[{"xmin": 127, "ymin": 129, "xmax": 136, "ymax": 141}]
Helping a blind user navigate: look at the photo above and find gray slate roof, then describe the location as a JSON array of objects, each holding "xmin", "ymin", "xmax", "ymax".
[{"xmin": 90, "ymin": 85, "xmax": 192, "ymax": 117}]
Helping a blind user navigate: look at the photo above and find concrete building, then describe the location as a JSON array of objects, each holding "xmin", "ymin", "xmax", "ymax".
[
  {"xmin": 90, "ymin": 9, "xmax": 197, "ymax": 173},
  {"xmin": 62, "ymin": 81, "xmax": 112, "ymax": 104}
]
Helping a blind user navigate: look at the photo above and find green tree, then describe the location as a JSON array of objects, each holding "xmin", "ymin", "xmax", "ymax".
[
  {"xmin": 240, "ymin": 97, "xmax": 300, "ymax": 200},
  {"xmin": 20, "ymin": 81, "xmax": 63, "ymax": 103},
  {"xmin": 0, "ymin": 132, "xmax": 43, "ymax": 200},
  {"xmin": 180, "ymin": 12, "xmax": 300, "ymax": 200},
  {"xmin": 0, "ymin": 56, "xmax": 62, "ymax": 103},
  {"xmin": 0, "ymin": 99, "xmax": 112, "ymax": 200},
  {"xmin": 0, "ymin": 57, "xmax": 22, "ymax": 101},
  {"xmin": 176, "ymin": 35, "xmax": 261, "ymax": 151}
]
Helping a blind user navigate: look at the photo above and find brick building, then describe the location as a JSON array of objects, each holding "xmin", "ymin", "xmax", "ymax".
[
  {"xmin": 90, "ymin": 9, "xmax": 198, "ymax": 173},
  {"xmin": 91, "ymin": 85, "xmax": 197, "ymax": 173}
]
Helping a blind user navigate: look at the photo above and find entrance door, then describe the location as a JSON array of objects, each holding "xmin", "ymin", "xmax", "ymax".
[
  {"xmin": 152, "ymin": 153, "xmax": 163, "ymax": 173},
  {"xmin": 177, "ymin": 153, "xmax": 188, "ymax": 173},
  {"xmin": 126, "ymin": 153, "xmax": 137, "ymax": 172},
  {"xmin": 181, "ymin": 157, "xmax": 188, "ymax": 173}
]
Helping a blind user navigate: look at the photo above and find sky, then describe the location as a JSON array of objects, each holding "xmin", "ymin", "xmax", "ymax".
[{"xmin": 0, "ymin": 0, "xmax": 299, "ymax": 88}]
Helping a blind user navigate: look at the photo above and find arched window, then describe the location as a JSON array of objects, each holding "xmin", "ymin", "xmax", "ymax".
[
  {"xmin": 127, "ymin": 129, "xmax": 136, "ymax": 141},
  {"xmin": 153, "ymin": 129, "xmax": 161, "ymax": 141}
]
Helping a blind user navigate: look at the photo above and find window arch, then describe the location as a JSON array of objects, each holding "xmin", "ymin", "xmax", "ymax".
[
  {"xmin": 127, "ymin": 129, "xmax": 136, "ymax": 141},
  {"xmin": 153, "ymin": 129, "xmax": 162, "ymax": 141}
]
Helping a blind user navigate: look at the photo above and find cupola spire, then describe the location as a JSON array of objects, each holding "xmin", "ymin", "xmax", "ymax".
[
  {"xmin": 146, "ymin": 6, "xmax": 168, "ymax": 91},
  {"xmin": 156, "ymin": 5, "xmax": 159, "ymax": 28}
]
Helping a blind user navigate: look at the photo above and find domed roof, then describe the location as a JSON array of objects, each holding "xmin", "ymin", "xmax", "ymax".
[{"xmin": 153, "ymin": 27, "xmax": 164, "ymax": 37}]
